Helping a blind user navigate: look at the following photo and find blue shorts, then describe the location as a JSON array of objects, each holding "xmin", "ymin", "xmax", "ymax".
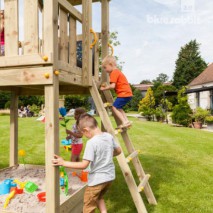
[{"xmin": 113, "ymin": 97, "xmax": 132, "ymax": 109}]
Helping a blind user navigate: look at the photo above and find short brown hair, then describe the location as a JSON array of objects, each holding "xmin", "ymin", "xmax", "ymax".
[
  {"xmin": 77, "ymin": 113, "xmax": 98, "ymax": 131},
  {"xmin": 75, "ymin": 108, "xmax": 86, "ymax": 116}
]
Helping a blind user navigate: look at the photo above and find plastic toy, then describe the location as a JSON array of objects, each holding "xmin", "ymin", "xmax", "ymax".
[
  {"xmin": 0, "ymin": 179, "xmax": 16, "ymax": 195},
  {"xmin": 61, "ymin": 139, "xmax": 72, "ymax": 145},
  {"xmin": 59, "ymin": 166, "xmax": 69, "ymax": 196},
  {"xmin": 72, "ymin": 170, "xmax": 88, "ymax": 182},
  {"xmin": 37, "ymin": 192, "xmax": 46, "ymax": 202},
  {"xmin": 63, "ymin": 145, "xmax": 72, "ymax": 152},
  {"xmin": 13, "ymin": 179, "xmax": 27, "ymax": 189},
  {"xmin": 25, "ymin": 181, "xmax": 38, "ymax": 193},
  {"xmin": 3, "ymin": 189, "xmax": 16, "ymax": 209}
]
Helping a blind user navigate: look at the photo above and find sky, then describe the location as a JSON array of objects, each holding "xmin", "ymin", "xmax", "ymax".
[
  {"xmin": 91, "ymin": 0, "xmax": 213, "ymax": 84},
  {"xmin": 1, "ymin": 0, "xmax": 213, "ymax": 84}
]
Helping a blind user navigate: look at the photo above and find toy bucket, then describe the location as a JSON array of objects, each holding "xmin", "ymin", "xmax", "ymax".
[{"xmin": 81, "ymin": 171, "xmax": 88, "ymax": 182}]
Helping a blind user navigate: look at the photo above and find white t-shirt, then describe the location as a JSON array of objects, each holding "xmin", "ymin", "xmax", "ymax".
[{"xmin": 83, "ymin": 132, "xmax": 119, "ymax": 186}]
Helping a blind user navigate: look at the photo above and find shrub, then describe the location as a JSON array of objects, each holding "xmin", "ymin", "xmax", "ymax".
[
  {"xmin": 193, "ymin": 107, "xmax": 210, "ymax": 123},
  {"xmin": 205, "ymin": 116, "xmax": 213, "ymax": 124},
  {"xmin": 30, "ymin": 104, "xmax": 41, "ymax": 116},
  {"xmin": 155, "ymin": 106, "xmax": 165, "ymax": 122},
  {"xmin": 171, "ymin": 87, "xmax": 192, "ymax": 126}
]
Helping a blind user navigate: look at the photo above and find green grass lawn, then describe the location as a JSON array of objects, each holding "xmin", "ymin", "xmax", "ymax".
[{"xmin": 0, "ymin": 115, "xmax": 213, "ymax": 213}]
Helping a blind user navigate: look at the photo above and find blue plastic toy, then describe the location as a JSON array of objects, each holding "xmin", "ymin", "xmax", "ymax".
[
  {"xmin": 0, "ymin": 179, "xmax": 16, "ymax": 195},
  {"xmin": 61, "ymin": 139, "xmax": 72, "ymax": 145}
]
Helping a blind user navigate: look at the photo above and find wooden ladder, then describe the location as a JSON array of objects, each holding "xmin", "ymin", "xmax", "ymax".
[{"xmin": 89, "ymin": 79, "xmax": 157, "ymax": 213}]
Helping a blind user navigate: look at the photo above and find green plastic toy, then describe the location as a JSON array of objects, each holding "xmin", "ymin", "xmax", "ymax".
[
  {"xmin": 25, "ymin": 181, "xmax": 38, "ymax": 193},
  {"xmin": 59, "ymin": 166, "xmax": 69, "ymax": 196}
]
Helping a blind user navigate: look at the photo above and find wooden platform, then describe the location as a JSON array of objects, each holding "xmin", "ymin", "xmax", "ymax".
[{"xmin": 0, "ymin": 165, "xmax": 86, "ymax": 213}]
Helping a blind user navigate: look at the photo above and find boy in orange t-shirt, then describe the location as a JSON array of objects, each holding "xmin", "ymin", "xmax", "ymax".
[{"xmin": 100, "ymin": 55, "xmax": 133, "ymax": 127}]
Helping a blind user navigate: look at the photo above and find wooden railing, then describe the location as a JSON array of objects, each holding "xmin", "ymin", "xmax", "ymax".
[{"xmin": 0, "ymin": 0, "xmax": 99, "ymax": 86}]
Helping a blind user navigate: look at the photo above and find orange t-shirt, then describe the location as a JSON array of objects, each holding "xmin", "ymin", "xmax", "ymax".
[{"xmin": 110, "ymin": 69, "xmax": 133, "ymax": 97}]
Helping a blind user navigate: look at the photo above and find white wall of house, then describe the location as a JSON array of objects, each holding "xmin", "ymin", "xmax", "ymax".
[{"xmin": 187, "ymin": 82, "xmax": 213, "ymax": 110}]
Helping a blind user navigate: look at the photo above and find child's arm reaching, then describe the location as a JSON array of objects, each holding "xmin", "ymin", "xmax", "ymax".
[
  {"xmin": 100, "ymin": 83, "xmax": 116, "ymax": 91},
  {"xmin": 52, "ymin": 154, "xmax": 90, "ymax": 169},
  {"xmin": 66, "ymin": 129, "xmax": 83, "ymax": 138}
]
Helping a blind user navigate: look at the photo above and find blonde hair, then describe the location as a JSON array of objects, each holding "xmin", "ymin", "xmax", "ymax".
[{"xmin": 102, "ymin": 55, "xmax": 117, "ymax": 67}]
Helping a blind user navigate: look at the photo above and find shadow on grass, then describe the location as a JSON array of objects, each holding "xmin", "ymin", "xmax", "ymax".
[{"xmin": 105, "ymin": 154, "xmax": 183, "ymax": 213}]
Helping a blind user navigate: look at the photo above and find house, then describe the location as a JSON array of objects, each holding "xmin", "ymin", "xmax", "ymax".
[
  {"xmin": 187, "ymin": 63, "xmax": 213, "ymax": 110},
  {"xmin": 133, "ymin": 82, "xmax": 173, "ymax": 98},
  {"xmin": 133, "ymin": 84, "xmax": 153, "ymax": 98}
]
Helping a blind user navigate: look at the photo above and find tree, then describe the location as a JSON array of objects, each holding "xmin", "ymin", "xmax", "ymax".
[
  {"xmin": 138, "ymin": 87, "xmax": 155, "ymax": 120},
  {"xmin": 140, "ymin": 80, "xmax": 152, "ymax": 84},
  {"xmin": 171, "ymin": 87, "xmax": 192, "ymax": 126},
  {"xmin": 173, "ymin": 40, "xmax": 207, "ymax": 89},
  {"xmin": 153, "ymin": 73, "xmax": 169, "ymax": 84},
  {"xmin": 124, "ymin": 85, "xmax": 143, "ymax": 112}
]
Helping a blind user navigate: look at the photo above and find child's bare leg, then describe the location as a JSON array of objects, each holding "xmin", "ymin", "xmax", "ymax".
[
  {"xmin": 118, "ymin": 109, "xmax": 129, "ymax": 122},
  {"xmin": 97, "ymin": 198, "xmax": 107, "ymax": 213},
  {"xmin": 112, "ymin": 106, "xmax": 126, "ymax": 124}
]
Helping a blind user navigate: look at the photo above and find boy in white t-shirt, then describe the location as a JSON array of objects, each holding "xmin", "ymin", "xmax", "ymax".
[{"xmin": 53, "ymin": 113, "xmax": 121, "ymax": 213}]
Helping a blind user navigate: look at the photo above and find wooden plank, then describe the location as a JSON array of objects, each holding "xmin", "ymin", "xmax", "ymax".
[
  {"xmin": 60, "ymin": 185, "xmax": 86, "ymax": 212},
  {"xmin": 94, "ymin": 33, "xmax": 100, "ymax": 82},
  {"xmin": 58, "ymin": 60, "xmax": 82, "ymax": 75},
  {"xmin": 103, "ymin": 89, "xmax": 157, "ymax": 205},
  {"xmin": 67, "ymin": 0, "xmax": 100, "ymax": 6},
  {"xmin": 45, "ymin": 83, "xmax": 60, "ymax": 213},
  {"xmin": 24, "ymin": 0, "xmax": 39, "ymax": 54},
  {"xmin": 138, "ymin": 175, "xmax": 150, "ymax": 192},
  {"xmin": 82, "ymin": 0, "xmax": 92, "ymax": 86},
  {"xmin": 58, "ymin": 0, "xmax": 82, "ymax": 23},
  {"xmin": 0, "ymin": 66, "xmax": 53, "ymax": 86},
  {"xmin": 101, "ymin": 0, "xmax": 109, "ymax": 83},
  {"xmin": 89, "ymin": 79, "xmax": 148, "ymax": 213},
  {"xmin": 59, "ymin": 8, "xmax": 68, "ymax": 62},
  {"xmin": 10, "ymin": 90, "xmax": 18, "ymax": 167},
  {"xmin": 0, "ymin": 54, "xmax": 53, "ymax": 67},
  {"xmin": 69, "ymin": 16, "xmax": 77, "ymax": 65},
  {"xmin": 59, "ymin": 70, "xmax": 82, "ymax": 85},
  {"xmin": 4, "ymin": 0, "xmax": 19, "ymax": 56},
  {"xmin": 77, "ymin": 33, "xmax": 101, "ymax": 42}
]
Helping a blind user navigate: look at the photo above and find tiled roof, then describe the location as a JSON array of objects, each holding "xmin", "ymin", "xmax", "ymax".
[
  {"xmin": 189, "ymin": 63, "xmax": 213, "ymax": 86},
  {"xmin": 133, "ymin": 84, "xmax": 153, "ymax": 91}
]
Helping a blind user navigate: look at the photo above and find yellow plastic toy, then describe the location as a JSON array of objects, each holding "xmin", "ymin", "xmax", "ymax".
[
  {"xmin": 13, "ymin": 179, "xmax": 27, "ymax": 189},
  {"xmin": 3, "ymin": 190, "xmax": 16, "ymax": 209}
]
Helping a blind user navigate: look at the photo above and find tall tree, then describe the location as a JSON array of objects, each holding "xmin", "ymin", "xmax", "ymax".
[
  {"xmin": 140, "ymin": 80, "xmax": 152, "ymax": 84},
  {"xmin": 173, "ymin": 40, "xmax": 207, "ymax": 89},
  {"xmin": 153, "ymin": 73, "xmax": 169, "ymax": 84}
]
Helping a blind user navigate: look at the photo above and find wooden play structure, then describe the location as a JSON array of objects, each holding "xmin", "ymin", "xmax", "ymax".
[{"xmin": 0, "ymin": 0, "xmax": 157, "ymax": 212}]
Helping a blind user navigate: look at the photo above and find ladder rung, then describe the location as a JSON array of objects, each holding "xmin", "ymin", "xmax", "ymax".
[
  {"xmin": 126, "ymin": 150, "xmax": 140, "ymax": 163},
  {"xmin": 138, "ymin": 174, "xmax": 151, "ymax": 192},
  {"xmin": 114, "ymin": 128, "xmax": 124, "ymax": 135},
  {"xmin": 103, "ymin": 102, "xmax": 112, "ymax": 108}
]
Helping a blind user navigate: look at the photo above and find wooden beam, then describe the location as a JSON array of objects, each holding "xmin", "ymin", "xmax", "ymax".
[
  {"xmin": 10, "ymin": 90, "xmax": 18, "ymax": 167},
  {"xmin": 94, "ymin": 33, "xmax": 100, "ymax": 82},
  {"xmin": 59, "ymin": 7, "xmax": 69, "ymax": 62},
  {"xmin": 43, "ymin": 0, "xmax": 60, "ymax": 212},
  {"xmin": 45, "ymin": 83, "xmax": 60, "ymax": 213},
  {"xmin": 67, "ymin": 0, "xmax": 100, "ymax": 6},
  {"xmin": 4, "ymin": 0, "xmax": 19, "ymax": 56},
  {"xmin": 24, "ymin": 0, "xmax": 39, "ymax": 54},
  {"xmin": 82, "ymin": 0, "xmax": 92, "ymax": 85},
  {"xmin": 60, "ymin": 186, "xmax": 86, "ymax": 213},
  {"xmin": 58, "ymin": 60, "xmax": 82, "ymax": 75},
  {"xmin": 59, "ymin": 70, "xmax": 82, "ymax": 85},
  {"xmin": 0, "ymin": 67, "xmax": 53, "ymax": 86},
  {"xmin": 69, "ymin": 16, "xmax": 77, "ymax": 65},
  {"xmin": 0, "ymin": 54, "xmax": 53, "ymax": 68},
  {"xmin": 101, "ymin": 0, "xmax": 109, "ymax": 83},
  {"xmin": 58, "ymin": 0, "xmax": 82, "ymax": 23}
]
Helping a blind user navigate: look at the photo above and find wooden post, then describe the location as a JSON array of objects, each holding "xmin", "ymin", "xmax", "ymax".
[
  {"xmin": 69, "ymin": 15, "xmax": 77, "ymax": 65},
  {"xmin": 43, "ymin": 1, "xmax": 60, "ymax": 212},
  {"xmin": 24, "ymin": 0, "xmax": 39, "ymax": 54},
  {"xmin": 82, "ymin": 0, "xmax": 92, "ymax": 86},
  {"xmin": 4, "ymin": 0, "xmax": 19, "ymax": 56},
  {"xmin": 10, "ymin": 91, "xmax": 18, "ymax": 167},
  {"xmin": 101, "ymin": 0, "xmax": 109, "ymax": 83}
]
